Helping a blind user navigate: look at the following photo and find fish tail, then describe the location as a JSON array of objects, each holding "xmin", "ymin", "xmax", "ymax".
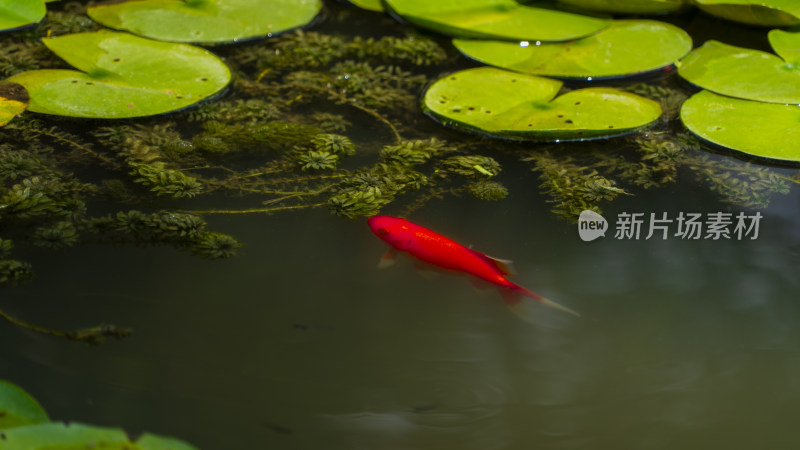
[{"xmin": 500, "ymin": 287, "xmax": 580, "ymax": 320}]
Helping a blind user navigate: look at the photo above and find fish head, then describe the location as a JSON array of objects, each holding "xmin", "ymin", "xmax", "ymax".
[{"xmin": 367, "ymin": 215, "xmax": 415, "ymax": 250}]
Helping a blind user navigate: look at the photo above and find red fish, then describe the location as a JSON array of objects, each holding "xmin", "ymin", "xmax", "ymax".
[{"xmin": 367, "ymin": 215, "xmax": 579, "ymax": 318}]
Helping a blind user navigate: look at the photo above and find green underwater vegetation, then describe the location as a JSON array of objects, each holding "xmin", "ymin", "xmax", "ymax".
[
  {"xmin": 524, "ymin": 129, "xmax": 793, "ymax": 219},
  {"xmin": 0, "ymin": 379, "xmax": 199, "ymax": 449},
  {"xmin": 0, "ymin": 1, "xmax": 796, "ymax": 341}
]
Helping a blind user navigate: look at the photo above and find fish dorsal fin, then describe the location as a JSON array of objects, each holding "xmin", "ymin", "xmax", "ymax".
[
  {"xmin": 467, "ymin": 249, "xmax": 517, "ymax": 276},
  {"xmin": 486, "ymin": 255, "xmax": 516, "ymax": 276}
]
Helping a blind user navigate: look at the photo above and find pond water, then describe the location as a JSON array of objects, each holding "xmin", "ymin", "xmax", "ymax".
[{"xmin": 2, "ymin": 2, "xmax": 800, "ymax": 450}]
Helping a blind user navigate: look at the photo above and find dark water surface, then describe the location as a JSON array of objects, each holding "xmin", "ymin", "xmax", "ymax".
[
  {"xmin": 3, "ymin": 174, "xmax": 799, "ymax": 449},
  {"xmin": 2, "ymin": 2, "xmax": 800, "ymax": 450}
]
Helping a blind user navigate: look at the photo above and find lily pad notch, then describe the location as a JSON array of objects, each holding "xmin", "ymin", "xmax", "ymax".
[
  {"xmin": 86, "ymin": 0, "xmax": 324, "ymax": 44},
  {"xmin": 678, "ymin": 30, "xmax": 800, "ymax": 104},
  {"xmin": 7, "ymin": 31, "xmax": 231, "ymax": 119},
  {"xmin": 383, "ymin": 0, "xmax": 611, "ymax": 41},
  {"xmin": 422, "ymin": 67, "xmax": 662, "ymax": 141},
  {"xmin": 453, "ymin": 20, "xmax": 692, "ymax": 80}
]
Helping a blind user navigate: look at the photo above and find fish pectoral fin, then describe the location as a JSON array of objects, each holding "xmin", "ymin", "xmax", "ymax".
[
  {"xmin": 414, "ymin": 261, "xmax": 440, "ymax": 280},
  {"xmin": 377, "ymin": 249, "xmax": 398, "ymax": 269},
  {"xmin": 469, "ymin": 277, "xmax": 494, "ymax": 296}
]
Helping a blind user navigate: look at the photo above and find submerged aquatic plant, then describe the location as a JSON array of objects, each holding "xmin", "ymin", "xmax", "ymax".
[
  {"xmin": 0, "ymin": 115, "xmax": 244, "ymax": 293},
  {"xmin": 526, "ymin": 152, "xmax": 628, "ymax": 219},
  {"xmin": 467, "ymin": 180, "xmax": 508, "ymax": 201},
  {"xmin": 523, "ymin": 131, "xmax": 794, "ymax": 221},
  {"xmin": 297, "ymin": 150, "xmax": 339, "ymax": 171}
]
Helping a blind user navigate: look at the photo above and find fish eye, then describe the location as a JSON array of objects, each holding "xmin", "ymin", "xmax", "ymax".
[{"xmin": 378, "ymin": 228, "xmax": 389, "ymax": 236}]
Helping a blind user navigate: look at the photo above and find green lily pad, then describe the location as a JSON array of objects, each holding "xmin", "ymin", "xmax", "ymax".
[
  {"xmin": 681, "ymin": 90, "xmax": 800, "ymax": 163},
  {"xmin": 347, "ymin": 0, "xmax": 384, "ymax": 12},
  {"xmin": 0, "ymin": 380, "xmax": 49, "ymax": 430},
  {"xmin": 0, "ymin": 0, "xmax": 45, "ymax": 32},
  {"xmin": 384, "ymin": 0, "xmax": 611, "ymax": 41},
  {"xmin": 422, "ymin": 67, "xmax": 662, "ymax": 141},
  {"xmin": 678, "ymin": 36, "xmax": 800, "ymax": 104},
  {"xmin": 0, "ymin": 422, "xmax": 199, "ymax": 450},
  {"xmin": 692, "ymin": 0, "xmax": 800, "ymax": 26},
  {"xmin": 768, "ymin": 29, "xmax": 800, "ymax": 64},
  {"xmin": 87, "ymin": 0, "xmax": 322, "ymax": 44},
  {"xmin": 557, "ymin": 0, "xmax": 686, "ymax": 14},
  {"xmin": 0, "ymin": 82, "xmax": 28, "ymax": 126},
  {"xmin": 453, "ymin": 20, "xmax": 692, "ymax": 80},
  {"xmin": 6, "ymin": 31, "xmax": 230, "ymax": 118}
]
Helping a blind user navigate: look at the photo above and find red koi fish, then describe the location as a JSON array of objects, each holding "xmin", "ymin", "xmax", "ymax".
[{"xmin": 367, "ymin": 215, "xmax": 579, "ymax": 318}]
